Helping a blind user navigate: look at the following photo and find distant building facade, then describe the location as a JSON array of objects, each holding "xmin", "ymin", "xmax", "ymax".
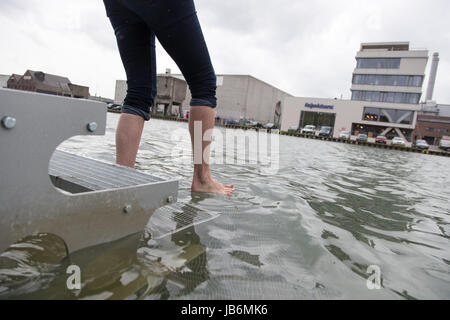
[
  {"xmin": 115, "ymin": 73, "xmax": 292, "ymax": 124},
  {"xmin": 114, "ymin": 79, "xmax": 127, "ymax": 105},
  {"xmin": 115, "ymin": 73, "xmax": 188, "ymax": 116},
  {"xmin": 413, "ymin": 101, "xmax": 450, "ymax": 145},
  {"xmin": 0, "ymin": 74, "xmax": 9, "ymax": 88},
  {"xmin": 281, "ymin": 42, "xmax": 430, "ymax": 143},
  {"xmin": 7, "ymin": 70, "xmax": 90, "ymax": 99},
  {"xmin": 154, "ymin": 74, "xmax": 188, "ymax": 116},
  {"xmin": 351, "ymin": 42, "xmax": 427, "ymax": 105},
  {"xmin": 179, "ymin": 74, "xmax": 292, "ymax": 124}
]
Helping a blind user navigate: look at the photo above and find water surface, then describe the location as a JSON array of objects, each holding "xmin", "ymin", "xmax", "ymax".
[{"xmin": 1, "ymin": 113, "xmax": 449, "ymax": 300}]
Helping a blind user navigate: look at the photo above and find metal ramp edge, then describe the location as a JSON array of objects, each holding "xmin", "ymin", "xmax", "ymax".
[{"xmin": 0, "ymin": 88, "xmax": 179, "ymax": 253}]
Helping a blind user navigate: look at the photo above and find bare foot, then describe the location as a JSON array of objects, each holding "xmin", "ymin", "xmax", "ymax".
[{"xmin": 191, "ymin": 178, "xmax": 234, "ymax": 195}]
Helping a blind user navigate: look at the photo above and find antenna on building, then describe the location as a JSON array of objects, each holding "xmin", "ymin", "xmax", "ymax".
[{"xmin": 425, "ymin": 52, "xmax": 439, "ymax": 101}]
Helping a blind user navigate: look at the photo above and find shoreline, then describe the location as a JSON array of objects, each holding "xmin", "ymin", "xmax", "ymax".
[{"xmin": 107, "ymin": 111, "xmax": 450, "ymax": 159}]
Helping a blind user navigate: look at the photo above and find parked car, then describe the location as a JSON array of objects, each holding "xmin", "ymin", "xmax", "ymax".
[
  {"xmin": 375, "ymin": 135, "xmax": 387, "ymax": 144},
  {"xmin": 414, "ymin": 139, "xmax": 430, "ymax": 150},
  {"xmin": 263, "ymin": 123, "xmax": 278, "ymax": 130},
  {"xmin": 301, "ymin": 125, "xmax": 316, "ymax": 135},
  {"xmin": 288, "ymin": 125, "xmax": 299, "ymax": 132},
  {"xmin": 339, "ymin": 131, "xmax": 351, "ymax": 140},
  {"xmin": 392, "ymin": 137, "xmax": 406, "ymax": 146},
  {"xmin": 225, "ymin": 119, "xmax": 240, "ymax": 125},
  {"xmin": 439, "ymin": 136, "xmax": 450, "ymax": 151},
  {"xmin": 356, "ymin": 133, "xmax": 368, "ymax": 142},
  {"xmin": 247, "ymin": 121, "xmax": 261, "ymax": 128},
  {"xmin": 318, "ymin": 126, "xmax": 333, "ymax": 137},
  {"xmin": 107, "ymin": 103, "xmax": 121, "ymax": 111}
]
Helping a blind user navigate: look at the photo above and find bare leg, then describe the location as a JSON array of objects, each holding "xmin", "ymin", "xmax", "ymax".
[
  {"xmin": 116, "ymin": 113, "xmax": 145, "ymax": 168},
  {"xmin": 189, "ymin": 106, "xmax": 234, "ymax": 195}
]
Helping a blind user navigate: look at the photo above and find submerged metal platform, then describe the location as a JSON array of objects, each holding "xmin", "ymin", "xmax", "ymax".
[
  {"xmin": 147, "ymin": 203, "xmax": 220, "ymax": 240},
  {"xmin": 0, "ymin": 88, "xmax": 179, "ymax": 253}
]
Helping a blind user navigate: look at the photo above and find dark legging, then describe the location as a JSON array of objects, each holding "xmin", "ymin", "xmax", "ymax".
[{"xmin": 103, "ymin": 0, "xmax": 217, "ymax": 121}]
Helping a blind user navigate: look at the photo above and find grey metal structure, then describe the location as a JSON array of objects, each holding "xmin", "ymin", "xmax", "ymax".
[
  {"xmin": 0, "ymin": 88, "xmax": 178, "ymax": 254},
  {"xmin": 425, "ymin": 52, "xmax": 440, "ymax": 102}
]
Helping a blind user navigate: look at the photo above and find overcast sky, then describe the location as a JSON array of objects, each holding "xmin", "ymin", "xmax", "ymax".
[{"xmin": 1, "ymin": 0, "xmax": 449, "ymax": 103}]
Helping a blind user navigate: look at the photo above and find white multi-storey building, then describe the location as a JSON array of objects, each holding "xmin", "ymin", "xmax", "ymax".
[
  {"xmin": 280, "ymin": 42, "xmax": 430, "ymax": 142},
  {"xmin": 351, "ymin": 42, "xmax": 427, "ymax": 105}
]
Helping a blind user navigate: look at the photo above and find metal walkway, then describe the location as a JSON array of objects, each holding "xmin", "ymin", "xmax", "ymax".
[{"xmin": 0, "ymin": 88, "xmax": 179, "ymax": 253}]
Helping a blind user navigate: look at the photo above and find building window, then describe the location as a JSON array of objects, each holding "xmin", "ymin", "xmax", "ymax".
[
  {"xmin": 353, "ymin": 74, "xmax": 423, "ymax": 87},
  {"xmin": 352, "ymin": 90, "xmax": 420, "ymax": 104},
  {"xmin": 352, "ymin": 123, "xmax": 413, "ymax": 141},
  {"xmin": 410, "ymin": 76, "xmax": 423, "ymax": 87},
  {"xmin": 426, "ymin": 128, "xmax": 435, "ymax": 132},
  {"xmin": 356, "ymin": 58, "xmax": 401, "ymax": 69},
  {"xmin": 362, "ymin": 107, "xmax": 414, "ymax": 124},
  {"xmin": 363, "ymin": 107, "xmax": 380, "ymax": 121},
  {"xmin": 299, "ymin": 111, "xmax": 336, "ymax": 129}
]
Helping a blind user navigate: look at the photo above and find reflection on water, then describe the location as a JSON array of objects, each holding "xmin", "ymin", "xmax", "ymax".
[{"xmin": 1, "ymin": 114, "xmax": 449, "ymax": 300}]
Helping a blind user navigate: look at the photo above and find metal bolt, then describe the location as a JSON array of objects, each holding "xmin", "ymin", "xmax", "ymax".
[
  {"xmin": 87, "ymin": 122, "xmax": 98, "ymax": 132},
  {"xmin": 167, "ymin": 196, "xmax": 174, "ymax": 204},
  {"xmin": 123, "ymin": 205, "xmax": 132, "ymax": 214},
  {"xmin": 2, "ymin": 116, "xmax": 16, "ymax": 129}
]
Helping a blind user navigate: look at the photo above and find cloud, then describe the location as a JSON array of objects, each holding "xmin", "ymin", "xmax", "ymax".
[
  {"xmin": 0, "ymin": 0, "xmax": 449, "ymax": 103},
  {"xmin": 197, "ymin": 0, "xmax": 450, "ymax": 101}
]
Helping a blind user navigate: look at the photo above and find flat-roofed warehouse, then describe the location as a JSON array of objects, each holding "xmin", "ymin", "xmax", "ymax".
[
  {"xmin": 115, "ymin": 73, "xmax": 293, "ymax": 124},
  {"xmin": 178, "ymin": 74, "xmax": 293, "ymax": 124}
]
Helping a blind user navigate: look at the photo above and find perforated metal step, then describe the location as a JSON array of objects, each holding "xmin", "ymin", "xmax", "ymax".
[{"xmin": 49, "ymin": 149, "xmax": 164, "ymax": 193}]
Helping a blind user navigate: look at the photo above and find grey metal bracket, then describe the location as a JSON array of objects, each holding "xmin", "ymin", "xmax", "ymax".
[{"xmin": 0, "ymin": 88, "xmax": 179, "ymax": 253}]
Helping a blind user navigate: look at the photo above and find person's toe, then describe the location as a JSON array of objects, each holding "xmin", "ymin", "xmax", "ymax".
[{"xmin": 224, "ymin": 186, "xmax": 234, "ymax": 194}]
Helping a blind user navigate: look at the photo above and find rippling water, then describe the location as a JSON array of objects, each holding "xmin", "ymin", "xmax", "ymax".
[{"xmin": 1, "ymin": 113, "xmax": 449, "ymax": 300}]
